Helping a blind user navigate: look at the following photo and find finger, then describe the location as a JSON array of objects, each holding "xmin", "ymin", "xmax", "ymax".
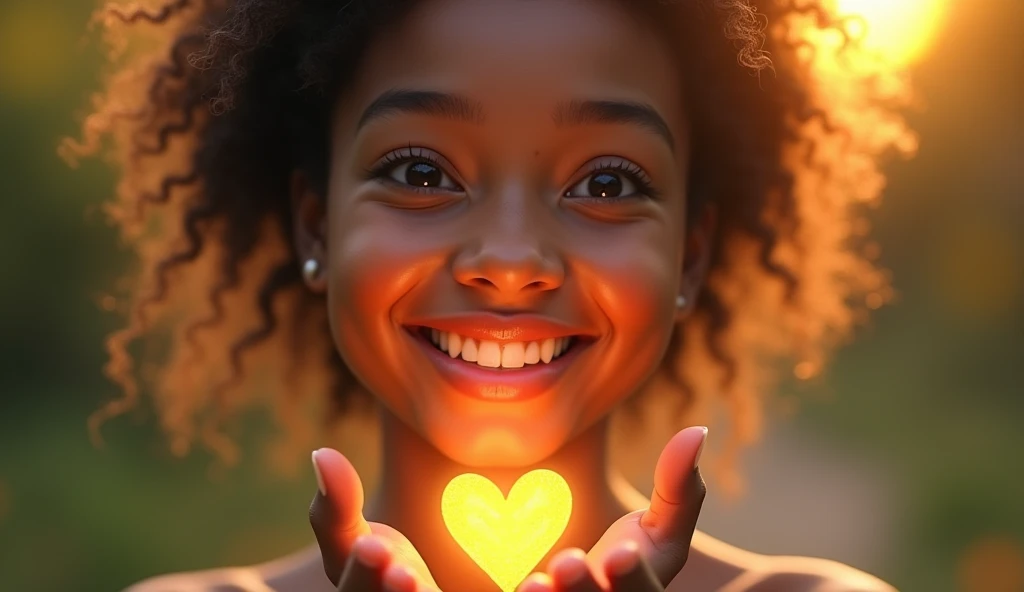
[
  {"xmin": 381, "ymin": 561, "xmax": 442, "ymax": 592},
  {"xmin": 547, "ymin": 548, "xmax": 603, "ymax": 592},
  {"xmin": 603, "ymin": 541, "xmax": 662, "ymax": 591},
  {"xmin": 638, "ymin": 426, "xmax": 708, "ymax": 583},
  {"xmin": 517, "ymin": 573, "xmax": 555, "ymax": 592},
  {"xmin": 336, "ymin": 534, "xmax": 392, "ymax": 592},
  {"xmin": 310, "ymin": 448, "xmax": 373, "ymax": 584},
  {"xmin": 381, "ymin": 562, "xmax": 419, "ymax": 592},
  {"xmin": 372, "ymin": 523, "xmax": 439, "ymax": 587}
]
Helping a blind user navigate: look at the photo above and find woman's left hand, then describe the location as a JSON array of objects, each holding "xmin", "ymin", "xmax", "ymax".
[{"xmin": 516, "ymin": 426, "xmax": 708, "ymax": 592}]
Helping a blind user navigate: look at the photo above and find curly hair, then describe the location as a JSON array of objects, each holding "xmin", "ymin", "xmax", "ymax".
[{"xmin": 65, "ymin": 0, "xmax": 914, "ymax": 489}]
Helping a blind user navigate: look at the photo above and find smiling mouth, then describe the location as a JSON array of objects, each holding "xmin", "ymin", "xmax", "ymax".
[{"xmin": 412, "ymin": 326, "xmax": 581, "ymax": 370}]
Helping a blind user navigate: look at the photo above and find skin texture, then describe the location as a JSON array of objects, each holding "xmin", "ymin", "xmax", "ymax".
[
  {"xmin": 296, "ymin": 0, "xmax": 701, "ymax": 469},
  {"xmin": 306, "ymin": 428, "xmax": 708, "ymax": 592},
  {"xmin": 122, "ymin": 1, "xmax": 897, "ymax": 591},
  {"xmin": 292, "ymin": 4, "xmax": 713, "ymax": 585}
]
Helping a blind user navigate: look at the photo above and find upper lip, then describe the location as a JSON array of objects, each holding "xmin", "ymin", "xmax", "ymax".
[{"xmin": 406, "ymin": 312, "xmax": 595, "ymax": 344}]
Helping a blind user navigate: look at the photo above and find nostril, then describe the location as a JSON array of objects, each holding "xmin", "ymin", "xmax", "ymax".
[
  {"xmin": 461, "ymin": 276, "xmax": 555, "ymax": 293},
  {"xmin": 467, "ymin": 277, "xmax": 496, "ymax": 289},
  {"xmin": 452, "ymin": 249, "xmax": 565, "ymax": 294}
]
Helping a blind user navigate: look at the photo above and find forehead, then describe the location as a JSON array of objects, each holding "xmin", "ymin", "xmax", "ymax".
[{"xmin": 339, "ymin": 0, "xmax": 687, "ymax": 137}]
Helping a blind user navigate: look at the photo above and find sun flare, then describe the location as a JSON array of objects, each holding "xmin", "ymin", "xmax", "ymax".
[{"xmin": 833, "ymin": 0, "xmax": 950, "ymax": 65}]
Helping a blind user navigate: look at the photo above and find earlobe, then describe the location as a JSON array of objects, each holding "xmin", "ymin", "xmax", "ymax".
[
  {"xmin": 673, "ymin": 293, "xmax": 690, "ymax": 322},
  {"xmin": 302, "ymin": 257, "xmax": 324, "ymax": 284},
  {"xmin": 675, "ymin": 204, "xmax": 717, "ymax": 320},
  {"xmin": 290, "ymin": 170, "xmax": 328, "ymax": 293}
]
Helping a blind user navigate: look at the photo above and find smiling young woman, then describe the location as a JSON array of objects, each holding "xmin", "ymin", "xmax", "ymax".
[{"xmin": 68, "ymin": 0, "xmax": 911, "ymax": 590}]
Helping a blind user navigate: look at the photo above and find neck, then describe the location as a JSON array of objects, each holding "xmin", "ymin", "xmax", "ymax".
[{"xmin": 364, "ymin": 408, "xmax": 631, "ymax": 591}]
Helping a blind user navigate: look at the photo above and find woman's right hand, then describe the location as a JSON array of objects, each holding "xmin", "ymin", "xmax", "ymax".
[{"xmin": 310, "ymin": 448, "xmax": 440, "ymax": 592}]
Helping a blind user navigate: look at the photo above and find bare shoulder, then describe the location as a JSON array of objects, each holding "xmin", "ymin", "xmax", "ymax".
[
  {"xmin": 122, "ymin": 545, "xmax": 332, "ymax": 592},
  {"xmin": 725, "ymin": 556, "xmax": 898, "ymax": 592},
  {"xmin": 121, "ymin": 567, "xmax": 272, "ymax": 592},
  {"xmin": 669, "ymin": 531, "xmax": 897, "ymax": 592}
]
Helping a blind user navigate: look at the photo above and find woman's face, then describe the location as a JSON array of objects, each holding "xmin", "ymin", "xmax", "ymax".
[{"xmin": 312, "ymin": 0, "xmax": 696, "ymax": 467}]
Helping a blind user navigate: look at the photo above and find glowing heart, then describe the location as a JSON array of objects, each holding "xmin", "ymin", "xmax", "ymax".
[{"xmin": 441, "ymin": 469, "xmax": 572, "ymax": 592}]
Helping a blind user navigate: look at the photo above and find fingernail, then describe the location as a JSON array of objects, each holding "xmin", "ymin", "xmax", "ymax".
[
  {"xmin": 311, "ymin": 449, "xmax": 327, "ymax": 497},
  {"xmin": 383, "ymin": 564, "xmax": 415, "ymax": 592},
  {"xmin": 354, "ymin": 534, "xmax": 390, "ymax": 568},
  {"xmin": 552, "ymin": 549, "xmax": 588, "ymax": 584},
  {"xmin": 693, "ymin": 426, "xmax": 708, "ymax": 470},
  {"xmin": 606, "ymin": 541, "xmax": 640, "ymax": 576},
  {"xmin": 518, "ymin": 573, "xmax": 554, "ymax": 592}
]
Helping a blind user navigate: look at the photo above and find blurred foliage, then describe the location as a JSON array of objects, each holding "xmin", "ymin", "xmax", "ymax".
[{"xmin": 0, "ymin": 0, "xmax": 1021, "ymax": 591}]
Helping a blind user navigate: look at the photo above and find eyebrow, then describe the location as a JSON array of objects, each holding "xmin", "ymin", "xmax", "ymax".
[
  {"xmin": 356, "ymin": 89, "xmax": 676, "ymax": 153},
  {"xmin": 553, "ymin": 99, "xmax": 675, "ymax": 153},
  {"xmin": 356, "ymin": 89, "xmax": 485, "ymax": 130}
]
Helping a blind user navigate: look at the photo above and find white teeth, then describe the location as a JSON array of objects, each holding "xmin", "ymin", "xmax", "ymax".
[
  {"xmin": 524, "ymin": 341, "xmax": 540, "ymax": 364},
  {"xmin": 540, "ymin": 338, "xmax": 555, "ymax": 363},
  {"xmin": 426, "ymin": 329, "xmax": 575, "ymax": 368},
  {"xmin": 461, "ymin": 338, "xmax": 478, "ymax": 362},
  {"xmin": 447, "ymin": 332, "xmax": 462, "ymax": 358},
  {"xmin": 501, "ymin": 342, "xmax": 525, "ymax": 368},
  {"xmin": 477, "ymin": 340, "xmax": 501, "ymax": 368}
]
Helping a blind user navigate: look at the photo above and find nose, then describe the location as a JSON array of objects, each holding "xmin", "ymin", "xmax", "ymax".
[{"xmin": 452, "ymin": 203, "xmax": 565, "ymax": 298}]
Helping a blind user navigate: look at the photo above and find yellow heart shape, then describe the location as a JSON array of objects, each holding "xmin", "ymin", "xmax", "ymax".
[{"xmin": 441, "ymin": 469, "xmax": 572, "ymax": 592}]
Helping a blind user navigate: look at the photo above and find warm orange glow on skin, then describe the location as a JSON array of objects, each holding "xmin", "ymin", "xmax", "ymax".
[
  {"xmin": 441, "ymin": 470, "xmax": 573, "ymax": 592},
  {"xmin": 834, "ymin": 0, "xmax": 949, "ymax": 65}
]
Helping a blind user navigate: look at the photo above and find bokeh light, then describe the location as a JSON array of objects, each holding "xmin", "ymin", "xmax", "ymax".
[
  {"xmin": 833, "ymin": 0, "xmax": 951, "ymax": 65},
  {"xmin": 957, "ymin": 536, "xmax": 1024, "ymax": 592},
  {"xmin": 0, "ymin": 1, "xmax": 1020, "ymax": 591}
]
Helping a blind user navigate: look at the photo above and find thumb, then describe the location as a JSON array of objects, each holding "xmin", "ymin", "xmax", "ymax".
[
  {"xmin": 309, "ymin": 448, "xmax": 372, "ymax": 585},
  {"xmin": 639, "ymin": 426, "xmax": 708, "ymax": 583}
]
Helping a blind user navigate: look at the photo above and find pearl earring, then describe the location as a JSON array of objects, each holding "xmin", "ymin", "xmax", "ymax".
[
  {"xmin": 675, "ymin": 295, "xmax": 687, "ymax": 309},
  {"xmin": 302, "ymin": 258, "xmax": 321, "ymax": 282}
]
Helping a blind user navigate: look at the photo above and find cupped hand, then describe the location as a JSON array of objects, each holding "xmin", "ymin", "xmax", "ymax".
[
  {"xmin": 310, "ymin": 448, "xmax": 440, "ymax": 592},
  {"xmin": 517, "ymin": 426, "xmax": 708, "ymax": 592}
]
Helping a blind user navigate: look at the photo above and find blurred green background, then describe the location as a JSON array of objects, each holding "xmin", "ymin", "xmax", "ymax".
[{"xmin": 0, "ymin": 1, "xmax": 1021, "ymax": 591}]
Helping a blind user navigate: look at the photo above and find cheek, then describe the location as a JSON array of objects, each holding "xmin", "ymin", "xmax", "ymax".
[
  {"xmin": 575, "ymin": 228, "xmax": 679, "ymax": 410},
  {"xmin": 588, "ymin": 224, "xmax": 677, "ymax": 329},
  {"xmin": 324, "ymin": 207, "xmax": 441, "ymax": 402},
  {"xmin": 603, "ymin": 254, "xmax": 675, "ymax": 340}
]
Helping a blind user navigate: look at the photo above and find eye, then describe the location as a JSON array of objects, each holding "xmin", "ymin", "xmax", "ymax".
[
  {"xmin": 563, "ymin": 158, "xmax": 656, "ymax": 200},
  {"xmin": 388, "ymin": 160, "xmax": 461, "ymax": 190},
  {"xmin": 369, "ymin": 147, "xmax": 463, "ymax": 192},
  {"xmin": 566, "ymin": 171, "xmax": 634, "ymax": 198}
]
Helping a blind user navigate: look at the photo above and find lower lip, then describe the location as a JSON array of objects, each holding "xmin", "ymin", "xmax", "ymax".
[{"xmin": 407, "ymin": 329, "xmax": 588, "ymax": 402}]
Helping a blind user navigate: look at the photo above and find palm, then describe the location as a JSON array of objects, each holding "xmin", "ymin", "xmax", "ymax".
[
  {"xmin": 586, "ymin": 509, "xmax": 661, "ymax": 582},
  {"xmin": 310, "ymin": 448, "xmax": 438, "ymax": 591},
  {"xmin": 368, "ymin": 522, "xmax": 437, "ymax": 585},
  {"xmin": 590, "ymin": 427, "xmax": 708, "ymax": 587}
]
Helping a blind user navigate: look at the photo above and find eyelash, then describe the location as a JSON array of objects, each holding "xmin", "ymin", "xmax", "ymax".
[
  {"xmin": 365, "ymin": 146, "xmax": 659, "ymax": 200},
  {"xmin": 364, "ymin": 145, "xmax": 461, "ymax": 195},
  {"xmin": 571, "ymin": 158, "xmax": 659, "ymax": 201}
]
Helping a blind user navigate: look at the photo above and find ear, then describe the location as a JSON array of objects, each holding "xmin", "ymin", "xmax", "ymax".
[
  {"xmin": 675, "ymin": 204, "xmax": 716, "ymax": 321},
  {"xmin": 291, "ymin": 170, "xmax": 328, "ymax": 293}
]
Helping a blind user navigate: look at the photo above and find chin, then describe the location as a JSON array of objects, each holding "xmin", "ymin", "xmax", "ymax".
[{"xmin": 427, "ymin": 420, "xmax": 569, "ymax": 468}]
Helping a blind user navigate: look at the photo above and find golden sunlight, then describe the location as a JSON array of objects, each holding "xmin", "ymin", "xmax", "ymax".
[{"xmin": 833, "ymin": 0, "xmax": 950, "ymax": 65}]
